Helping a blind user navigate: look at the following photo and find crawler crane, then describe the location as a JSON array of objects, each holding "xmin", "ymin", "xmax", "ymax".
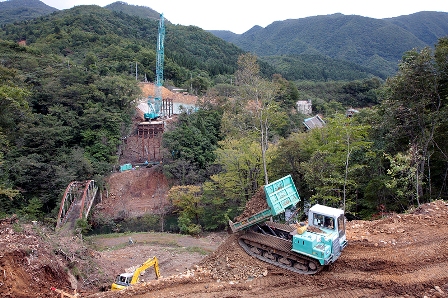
[{"xmin": 144, "ymin": 13, "xmax": 165, "ymax": 121}]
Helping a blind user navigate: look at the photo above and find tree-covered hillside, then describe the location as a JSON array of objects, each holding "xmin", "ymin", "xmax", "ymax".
[
  {"xmin": 0, "ymin": 4, "xmax": 274, "ymax": 220},
  {"xmin": 211, "ymin": 12, "xmax": 448, "ymax": 78},
  {"xmin": 261, "ymin": 54, "xmax": 385, "ymax": 81},
  {"xmin": 0, "ymin": 0, "xmax": 57, "ymax": 25},
  {"xmin": 0, "ymin": 5, "xmax": 247, "ymax": 91},
  {"xmin": 0, "ymin": 38, "xmax": 140, "ymax": 218},
  {"xmin": 388, "ymin": 11, "xmax": 448, "ymax": 46}
]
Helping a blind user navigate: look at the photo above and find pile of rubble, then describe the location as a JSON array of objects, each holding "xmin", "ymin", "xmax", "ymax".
[
  {"xmin": 198, "ymin": 234, "xmax": 269, "ymax": 282},
  {"xmin": 235, "ymin": 187, "xmax": 268, "ymax": 221}
]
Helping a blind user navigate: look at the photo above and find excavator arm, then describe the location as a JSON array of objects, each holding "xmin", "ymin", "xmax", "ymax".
[{"xmin": 130, "ymin": 256, "xmax": 160, "ymax": 284}]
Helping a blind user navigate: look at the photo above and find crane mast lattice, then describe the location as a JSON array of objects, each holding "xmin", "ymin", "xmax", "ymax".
[{"xmin": 144, "ymin": 13, "xmax": 165, "ymax": 121}]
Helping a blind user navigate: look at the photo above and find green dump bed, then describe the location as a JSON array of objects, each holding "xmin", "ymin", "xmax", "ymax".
[{"xmin": 229, "ymin": 175, "xmax": 300, "ymax": 233}]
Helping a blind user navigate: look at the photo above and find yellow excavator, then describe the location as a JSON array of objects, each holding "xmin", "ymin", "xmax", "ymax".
[{"xmin": 111, "ymin": 256, "xmax": 160, "ymax": 291}]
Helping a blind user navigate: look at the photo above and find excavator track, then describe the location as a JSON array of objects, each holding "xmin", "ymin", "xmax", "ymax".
[{"xmin": 238, "ymin": 231, "xmax": 323, "ymax": 275}]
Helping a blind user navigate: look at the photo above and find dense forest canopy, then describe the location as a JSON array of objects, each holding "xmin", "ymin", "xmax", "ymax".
[
  {"xmin": 105, "ymin": 1, "xmax": 161, "ymax": 20},
  {"xmin": 0, "ymin": 39, "xmax": 140, "ymax": 219},
  {"xmin": 0, "ymin": 5, "xmax": 247, "ymax": 91},
  {"xmin": 0, "ymin": 2, "xmax": 447, "ymax": 235}
]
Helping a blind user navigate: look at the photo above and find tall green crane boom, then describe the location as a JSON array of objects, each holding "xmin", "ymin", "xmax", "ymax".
[{"xmin": 144, "ymin": 13, "xmax": 165, "ymax": 121}]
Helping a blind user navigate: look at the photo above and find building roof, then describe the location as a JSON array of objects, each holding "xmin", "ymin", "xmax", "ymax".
[{"xmin": 303, "ymin": 115, "xmax": 325, "ymax": 130}]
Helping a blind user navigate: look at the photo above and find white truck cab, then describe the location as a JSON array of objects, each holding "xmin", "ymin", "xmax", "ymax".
[{"xmin": 308, "ymin": 204, "xmax": 347, "ymax": 250}]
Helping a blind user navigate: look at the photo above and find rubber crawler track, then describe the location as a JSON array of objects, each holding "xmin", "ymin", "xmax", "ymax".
[{"xmin": 238, "ymin": 231, "xmax": 323, "ymax": 275}]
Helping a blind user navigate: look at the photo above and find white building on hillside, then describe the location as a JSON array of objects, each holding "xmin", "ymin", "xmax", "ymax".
[{"xmin": 296, "ymin": 100, "xmax": 312, "ymax": 115}]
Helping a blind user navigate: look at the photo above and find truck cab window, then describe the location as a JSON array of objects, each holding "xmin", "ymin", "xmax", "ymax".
[
  {"xmin": 324, "ymin": 217, "xmax": 334, "ymax": 229},
  {"xmin": 313, "ymin": 213, "xmax": 324, "ymax": 227}
]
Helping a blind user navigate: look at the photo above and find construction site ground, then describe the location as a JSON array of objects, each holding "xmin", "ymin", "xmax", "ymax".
[
  {"xmin": 1, "ymin": 86, "xmax": 448, "ymax": 297},
  {"xmin": 2, "ymin": 200, "xmax": 448, "ymax": 298}
]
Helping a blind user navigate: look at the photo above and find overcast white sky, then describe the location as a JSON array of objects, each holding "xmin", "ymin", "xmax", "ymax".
[{"xmin": 32, "ymin": 0, "xmax": 448, "ymax": 33}]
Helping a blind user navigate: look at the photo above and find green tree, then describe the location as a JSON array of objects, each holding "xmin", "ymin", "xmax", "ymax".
[
  {"xmin": 75, "ymin": 218, "xmax": 92, "ymax": 235},
  {"xmin": 234, "ymin": 53, "xmax": 288, "ymax": 184},
  {"xmin": 384, "ymin": 150, "xmax": 418, "ymax": 210},
  {"xmin": 380, "ymin": 47, "xmax": 444, "ymax": 204},
  {"xmin": 168, "ymin": 185, "xmax": 203, "ymax": 235},
  {"xmin": 162, "ymin": 109, "xmax": 222, "ymax": 184},
  {"xmin": 19, "ymin": 197, "xmax": 44, "ymax": 221},
  {"xmin": 432, "ymin": 38, "xmax": 448, "ymax": 200},
  {"xmin": 268, "ymin": 132, "xmax": 313, "ymax": 203},
  {"xmin": 351, "ymin": 107, "xmax": 394, "ymax": 217},
  {"xmin": 212, "ymin": 137, "xmax": 263, "ymax": 205},
  {"xmin": 272, "ymin": 73, "xmax": 300, "ymax": 110},
  {"xmin": 83, "ymin": 52, "xmax": 98, "ymax": 70},
  {"xmin": 0, "ymin": 66, "xmax": 30, "ymax": 213},
  {"xmin": 0, "ymin": 67, "xmax": 29, "ymax": 127},
  {"xmin": 200, "ymin": 181, "xmax": 231, "ymax": 230},
  {"xmin": 300, "ymin": 114, "xmax": 371, "ymax": 210}
]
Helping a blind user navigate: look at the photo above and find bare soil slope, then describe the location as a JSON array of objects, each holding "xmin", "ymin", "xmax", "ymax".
[
  {"xmin": 98, "ymin": 83, "xmax": 198, "ymax": 218},
  {"xmin": 97, "ymin": 165, "xmax": 169, "ymax": 218},
  {"xmin": 138, "ymin": 83, "xmax": 198, "ymax": 105},
  {"xmin": 0, "ymin": 217, "xmax": 73, "ymax": 298},
  {"xmin": 0, "ymin": 216, "xmax": 226, "ymax": 297}
]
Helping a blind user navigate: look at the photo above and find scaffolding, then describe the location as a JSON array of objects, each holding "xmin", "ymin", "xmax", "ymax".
[{"xmin": 136, "ymin": 122, "xmax": 164, "ymax": 163}]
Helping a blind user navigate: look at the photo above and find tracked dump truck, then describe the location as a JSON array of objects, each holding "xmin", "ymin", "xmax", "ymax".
[{"xmin": 229, "ymin": 175, "xmax": 347, "ymax": 274}]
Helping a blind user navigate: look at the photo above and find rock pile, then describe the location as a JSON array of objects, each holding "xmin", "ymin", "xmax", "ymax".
[{"xmin": 198, "ymin": 234, "xmax": 269, "ymax": 282}]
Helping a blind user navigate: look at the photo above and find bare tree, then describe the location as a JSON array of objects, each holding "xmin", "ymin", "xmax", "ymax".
[{"xmin": 235, "ymin": 54, "xmax": 279, "ymax": 185}]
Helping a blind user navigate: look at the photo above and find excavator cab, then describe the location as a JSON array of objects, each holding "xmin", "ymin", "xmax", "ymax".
[{"xmin": 112, "ymin": 272, "xmax": 133, "ymax": 289}]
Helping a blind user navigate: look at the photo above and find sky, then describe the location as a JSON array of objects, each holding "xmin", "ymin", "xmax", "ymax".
[{"xmin": 34, "ymin": 0, "xmax": 448, "ymax": 34}]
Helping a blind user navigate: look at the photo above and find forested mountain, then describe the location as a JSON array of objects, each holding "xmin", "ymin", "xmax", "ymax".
[
  {"xmin": 210, "ymin": 12, "xmax": 448, "ymax": 78},
  {"xmin": 0, "ymin": 0, "xmax": 163, "ymax": 26},
  {"xmin": 0, "ymin": 0, "xmax": 57, "ymax": 25},
  {"xmin": 387, "ymin": 12, "xmax": 448, "ymax": 46},
  {"xmin": 4, "ymin": 1, "xmax": 444, "ymax": 81},
  {"xmin": 0, "ymin": 5, "xmax": 245, "ymax": 89}
]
